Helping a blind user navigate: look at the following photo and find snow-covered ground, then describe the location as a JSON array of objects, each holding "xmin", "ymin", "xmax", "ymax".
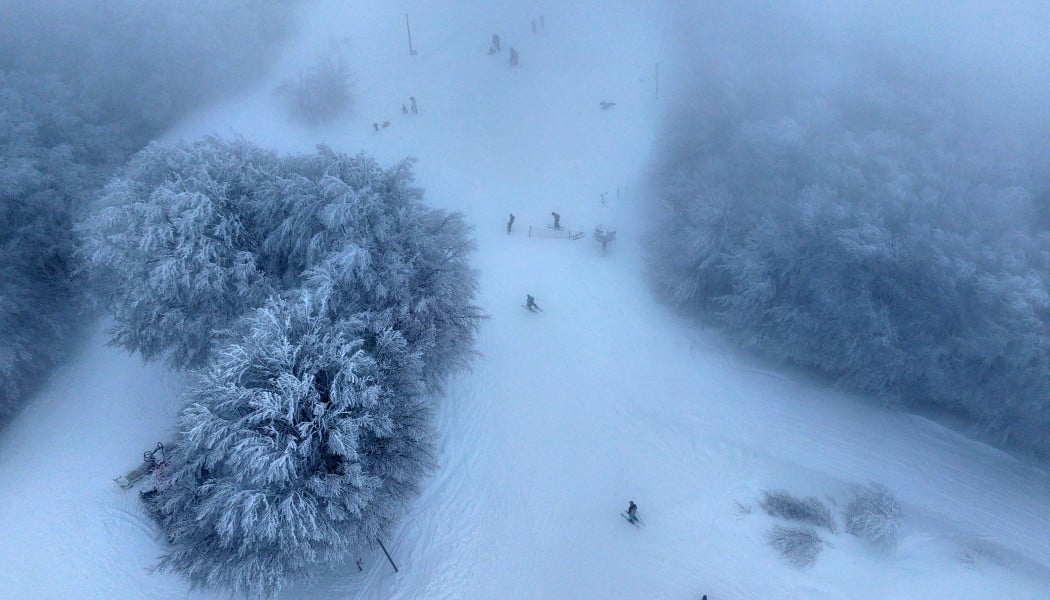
[{"xmin": 3, "ymin": 1, "xmax": 1050, "ymax": 598}]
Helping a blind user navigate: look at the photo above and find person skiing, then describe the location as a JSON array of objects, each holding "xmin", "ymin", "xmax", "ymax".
[
  {"xmin": 409, "ymin": 96, "xmax": 418, "ymax": 114},
  {"xmin": 507, "ymin": 213, "xmax": 515, "ymax": 234},
  {"xmin": 627, "ymin": 500, "xmax": 638, "ymax": 523},
  {"xmin": 491, "ymin": 33, "xmax": 501, "ymax": 53},
  {"xmin": 525, "ymin": 294, "xmax": 541, "ymax": 312},
  {"xmin": 551, "ymin": 211, "xmax": 561, "ymax": 229},
  {"xmin": 509, "ymin": 47, "xmax": 519, "ymax": 67}
]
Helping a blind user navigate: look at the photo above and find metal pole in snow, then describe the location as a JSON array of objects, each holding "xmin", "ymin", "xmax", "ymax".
[
  {"xmin": 406, "ymin": 14, "xmax": 416, "ymax": 56},
  {"xmin": 655, "ymin": 62, "xmax": 660, "ymax": 100},
  {"xmin": 377, "ymin": 538, "xmax": 399, "ymax": 573}
]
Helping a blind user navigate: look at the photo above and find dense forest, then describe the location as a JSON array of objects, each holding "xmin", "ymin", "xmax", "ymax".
[
  {"xmin": 0, "ymin": 0, "xmax": 296, "ymax": 416},
  {"xmin": 648, "ymin": 2, "xmax": 1050, "ymax": 456}
]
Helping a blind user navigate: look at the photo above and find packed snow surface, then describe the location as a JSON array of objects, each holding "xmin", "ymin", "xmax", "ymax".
[{"xmin": 2, "ymin": 1, "xmax": 1050, "ymax": 598}]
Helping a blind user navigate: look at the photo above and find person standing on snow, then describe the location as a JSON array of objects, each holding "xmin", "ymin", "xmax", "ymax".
[
  {"xmin": 551, "ymin": 211, "xmax": 561, "ymax": 229},
  {"xmin": 627, "ymin": 500, "xmax": 638, "ymax": 523},
  {"xmin": 525, "ymin": 294, "xmax": 541, "ymax": 312},
  {"xmin": 507, "ymin": 213, "xmax": 515, "ymax": 234}
]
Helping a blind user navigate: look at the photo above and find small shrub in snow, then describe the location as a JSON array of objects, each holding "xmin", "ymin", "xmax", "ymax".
[
  {"xmin": 766, "ymin": 525, "xmax": 823, "ymax": 568},
  {"xmin": 844, "ymin": 482, "xmax": 901, "ymax": 551},
  {"xmin": 957, "ymin": 537, "xmax": 1002, "ymax": 569},
  {"xmin": 760, "ymin": 489, "xmax": 836, "ymax": 533},
  {"xmin": 280, "ymin": 52, "xmax": 353, "ymax": 125}
]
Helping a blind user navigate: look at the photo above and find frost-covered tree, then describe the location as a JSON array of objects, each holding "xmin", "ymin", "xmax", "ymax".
[
  {"xmin": 82, "ymin": 138, "xmax": 280, "ymax": 368},
  {"xmin": 148, "ymin": 287, "xmax": 435, "ymax": 596},
  {"xmin": 0, "ymin": 0, "xmax": 296, "ymax": 417},
  {"xmin": 105, "ymin": 139, "xmax": 483, "ymax": 595},
  {"xmin": 0, "ymin": 71, "xmax": 122, "ymax": 415},
  {"xmin": 83, "ymin": 139, "xmax": 482, "ymax": 375},
  {"xmin": 647, "ymin": 24, "xmax": 1050, "ymax": 456}
]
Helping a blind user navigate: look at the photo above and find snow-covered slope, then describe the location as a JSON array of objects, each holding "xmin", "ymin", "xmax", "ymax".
[{"xmin": 2, "ymin": 1, "xmax": 1050, "ymax": 599}]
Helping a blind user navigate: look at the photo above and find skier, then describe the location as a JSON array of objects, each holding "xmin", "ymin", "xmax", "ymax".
[
  {"xmin": 507, "ymin": 213, "xmax": 515, "ymax": 234},
  {"xmin": 551, "ymin": 211, "xmax": 561, "ymax": 229},
  {"xmin": 509, "ymin": 47, "xmax": 519, "ymax": 67},
  {"xmin": 525, "ymin": 294, "xmax": 541, "ymax": 312},
  {"xmin": 594, "ymin": 226, "xmax": 616, "ymax": 254},
  {"xmin": 491, "ymin": 33, "xmax": 501, "ymax": 53},
  {"xmin": 410, "ymin": 96, "xmax": 418, "ymax": 114},
  {"xmin": 402, "ymin": 103, "xmax": 408, "ymax": 115},
  {"xmin": 373, "ymin": 122, "xmax": 379, "ymax": 132},
  {"xmin": 626, "ymin": 500, "xmax": 638, "ymax": 523}
]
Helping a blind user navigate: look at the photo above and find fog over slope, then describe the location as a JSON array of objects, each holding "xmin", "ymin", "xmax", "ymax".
[
  {"xmin": 648, "ymin": 0, "xmax": 1050, "ymax": 456},
  {"xmin": 0, "ymin": 0, "xmax": 298, "ymax": 418}
]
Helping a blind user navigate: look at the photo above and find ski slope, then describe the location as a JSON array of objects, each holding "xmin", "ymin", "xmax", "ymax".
[{"xmin": 2, "ymin": 1, "xmax": 1050, "ymax": 598}]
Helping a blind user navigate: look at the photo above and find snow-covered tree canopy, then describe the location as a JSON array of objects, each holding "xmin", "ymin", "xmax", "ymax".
[
  {"xmin": 150, "ymin": 288, "xmax": 435, "ymax": 596},
  {"xmin": 648, "ymin": 26, "xmax": 1050, "ymax": 457},
  {"xmin": 85, "ymin": 137, "xmax": 482, "ymax": 595},
  {"xmin": 0, "ymin": 0, "xmax": 295, "ymax": 418},
  {"xmin": 84, "ymin": 138, "xmax": 482, "ymax": 374}
]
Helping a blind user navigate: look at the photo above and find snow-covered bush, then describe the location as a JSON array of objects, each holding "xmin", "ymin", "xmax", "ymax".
[
  {"xmin": 844, "ymin": 483, "xmax": 901, "ymax": 551},
  {"xmin": 760, "ymin": 489, "xmax": 836, "ymax": 533},
  {"xmin": 280, "ymin": 52, "xmax": 353, "ymax": 125},
  {"xmin": 766, "ymin": 526, "xmax": 823, "ymax": 568},
  {"xmin": 647, "ymin": 6, "xmax": 1050, "ymax": 456}
]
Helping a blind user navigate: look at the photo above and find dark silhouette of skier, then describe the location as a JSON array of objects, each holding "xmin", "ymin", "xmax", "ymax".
[
  {"xmin": 410, "ymin": 96, "xmax": 418, "ymax": 114},
  {"xmin": 627, "ymin": 500, "xmax": 638, "ymax": 523},
  {"xmin": 509, "ymin": 47, "xmax": 519, "ymax": 67},
  {"xmin": 551, "ymin": 211, "xmax": 561, "ymax": 229},
  {"xmin": 490, "ymin": 34, "xmax": 501, "ymax": 54},
  {"xmin": 373, "ymin": 122, "xmax": 379, "ymax": 132},
  {"xmin": 507, "ymin": 213, "xmax": 515, "ymax": 234},
  {"xmin": 525, "ymin": 294, "xmax": 541, "ymax": 312},
  {"xmin": 402, "ymin": 103, "xmax": 408, "ymax": 115}
]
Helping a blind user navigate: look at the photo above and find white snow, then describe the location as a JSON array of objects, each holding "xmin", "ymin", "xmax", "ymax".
[{"xmin": 3, "ymin": 1, "xmax": 1050, "ymax": 599}]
